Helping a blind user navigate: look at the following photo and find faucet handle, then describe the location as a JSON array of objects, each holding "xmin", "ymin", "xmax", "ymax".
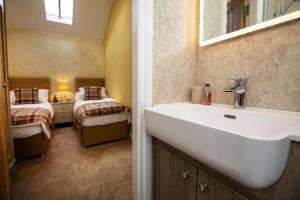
[{"xmin": 228, "ymin": 78, "xmax": 247, "ymax": 86}]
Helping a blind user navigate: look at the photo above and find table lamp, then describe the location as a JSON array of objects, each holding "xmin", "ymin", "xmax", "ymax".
[{"xmin": 57, "ymin": 83, "xmax": 70, "ymax": 102}]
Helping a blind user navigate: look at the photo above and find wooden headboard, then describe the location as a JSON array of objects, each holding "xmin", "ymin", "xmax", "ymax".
[
  {"xmin": 9, "ymin": 77, "xmax": 50, "ymax": 90},
  {"xmin": 9, "ymin": 77, "xmax": 51, "ymax": 101},
  {"xmin": 75, "ymin": 78, "xmax": 105, "ymax": 91}
]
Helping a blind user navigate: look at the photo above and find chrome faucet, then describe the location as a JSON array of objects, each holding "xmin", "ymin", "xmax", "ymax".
[{"xmin": 224, "ymin": 78, "xmax": 247, "ymax": 109}]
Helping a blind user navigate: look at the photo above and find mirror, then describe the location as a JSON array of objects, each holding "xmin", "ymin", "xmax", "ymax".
[{"xmin": 200, "ymin": 0, "xmax": 300, "ymax": 46}]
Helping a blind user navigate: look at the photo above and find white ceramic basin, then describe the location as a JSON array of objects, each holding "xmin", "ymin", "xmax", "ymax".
[{"xmin": 144, "ymin": 103, "xmax": 300, "ymax": 189}]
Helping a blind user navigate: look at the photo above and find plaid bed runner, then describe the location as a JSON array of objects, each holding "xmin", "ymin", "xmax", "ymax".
[
  {"xmin": 11, "ymin": 107, "xmax": 54, "ymax": 135},
  {"xmin": 14, "ymin": 88, "xmax": 39, "ymax": 104},
  {"xmin": 84, "ymin": 86, "xmax": 102, "ymax": 100},
  {"xmin": 75, "ymin": 101, "xmax": 128, "ymax": 127}
]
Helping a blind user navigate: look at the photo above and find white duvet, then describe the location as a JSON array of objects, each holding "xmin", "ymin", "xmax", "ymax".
[
  {"xmin": 74, "ymin": 98, "xmax": 131, "ymax": 126},
  {"xmin": 11, "ymin": 102, "xmax": 54, "ymax": 139}
]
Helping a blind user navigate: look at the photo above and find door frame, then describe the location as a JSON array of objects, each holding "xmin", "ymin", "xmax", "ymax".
[
  {"xmin": 132, "ymin": 0, "xmax": 153, "ymax": 199},
  {"xmin": 0, "ymin": 0, "xmax": 12, "ymax": 199}
]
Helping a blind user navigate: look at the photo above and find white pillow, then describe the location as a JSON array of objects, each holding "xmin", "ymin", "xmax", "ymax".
[
  {"xmin": 79, "ymin": 87, "xmax": 85, "ymax": 96},
  {"xmin": 101, "ymin": 87, "xmax": 108, "ymax": 98},
  {"xmin": 79, "ymin": 87, "xmax": 85, "ymax": 94},
  {"xmin": 39, "ymin": 89, "xmax": 49, "ymax": 103},
  {"xmin": 9, "ymin": 90, "xmax": 16, "ymax": 104},
  {"xmin": 75, "ymin": 92, "xmax": 84, "ymax": 101}
]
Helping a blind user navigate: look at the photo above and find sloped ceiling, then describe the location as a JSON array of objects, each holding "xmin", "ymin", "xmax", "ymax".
[{"xmin": 6, "ymin": 0, "xmax": 114, "ymax": 39}]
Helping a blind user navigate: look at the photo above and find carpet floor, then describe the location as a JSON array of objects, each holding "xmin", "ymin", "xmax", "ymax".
[{"xmin": 12, "ymin": 127, "xmax": 132, "ymax": 200}]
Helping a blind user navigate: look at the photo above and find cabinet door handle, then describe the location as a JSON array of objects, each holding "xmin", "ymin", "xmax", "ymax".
[
  {"xmin": 3, "ymin": 83, "xmax": 7, "ymax": 88},
  {"xmin": 182, "ymin": 170, "xmax": 190, "ymax": 179},
  {"xmin": 199, "ymin": 182, "xmax": 209, "ymax": 192}
]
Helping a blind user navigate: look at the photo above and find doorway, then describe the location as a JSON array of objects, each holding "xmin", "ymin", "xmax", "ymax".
[{"xmin": 227, "ymin": 0, "xmax": 246, "ymax": 33}]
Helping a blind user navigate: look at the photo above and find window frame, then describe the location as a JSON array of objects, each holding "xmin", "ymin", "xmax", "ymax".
[{"xmin": 44, "ymin": 0, "xmax": 73, "ymax": 25}]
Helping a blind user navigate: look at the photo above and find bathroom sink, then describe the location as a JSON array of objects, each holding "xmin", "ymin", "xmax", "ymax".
[{"xmin": 144, "ymin": 103, "xmax": 300, "ymax": 189}]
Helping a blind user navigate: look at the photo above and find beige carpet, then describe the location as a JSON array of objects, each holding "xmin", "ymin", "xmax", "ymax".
[{"xmin": 12, "ymin": 127, "xmax": 132, "ymax": 200}]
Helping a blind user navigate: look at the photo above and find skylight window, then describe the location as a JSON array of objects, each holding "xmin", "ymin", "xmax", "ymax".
[{"xmin": 44, "ymin": 0, "xmax": 74, "ymax": 25}]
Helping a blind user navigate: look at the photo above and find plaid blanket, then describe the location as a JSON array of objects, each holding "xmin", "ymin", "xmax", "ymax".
[
  {"xmin": 75, "ymin": 101, "xmax": 128, "ymax": 127},
  {"xmin": 11, "ymin": 108, "xmax": 54, "ymax": 138}
]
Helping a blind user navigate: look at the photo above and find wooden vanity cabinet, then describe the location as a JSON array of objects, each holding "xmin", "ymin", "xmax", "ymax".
[
  {"xmin": 153, "ymin": 138, "xmax": 300, "ymax": 200},
  {"xmin": 154, "ymin": 139, "xmax": 249, "ymax": 200}
]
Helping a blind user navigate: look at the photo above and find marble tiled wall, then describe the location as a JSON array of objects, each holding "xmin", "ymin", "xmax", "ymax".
[
  {"xmin": 153, "ymin": 0, "xmax": 300, "ymax": 112},
  {"xmin": 153, "ymin": 0, "xmax": 199, "ymax": 104},
  {"xmin": 197, "ymin": 21, "xmax": 300, "ymax": 112}
]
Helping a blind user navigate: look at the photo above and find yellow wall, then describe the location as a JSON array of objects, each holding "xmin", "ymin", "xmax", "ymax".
[
  {"xmin": 7, "ymin": 29, "xmax": 104, "ymax": 100},
  {"xmin": 104, "ymin": 0, "xmax": 132, "ymax": 107}
]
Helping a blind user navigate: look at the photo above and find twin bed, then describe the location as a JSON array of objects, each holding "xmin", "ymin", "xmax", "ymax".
[
  {"xmin": 9, "ymin": 78, "xmax": 53, "ymax": 159},
  {"xmin": 73, "ymin": 78, "xmax": 130, "ymax": 147},
  {"xmin": 10, "ymin": 77, "xmax": 130, "ymax": 160}
]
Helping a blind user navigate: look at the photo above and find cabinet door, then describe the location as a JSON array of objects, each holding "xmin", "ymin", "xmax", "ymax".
[
  {"xmin": 155, "ymin": 144, "xmax": 197, "ymax": 200},
  {"xmin": 197, "ymin": 170, "xmax": 247, "ymax": 200}
]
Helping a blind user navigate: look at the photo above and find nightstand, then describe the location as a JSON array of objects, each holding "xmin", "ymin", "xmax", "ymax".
[{"xmin": 51, "ymin": 101, "xmax": 74, "ymax": 124}]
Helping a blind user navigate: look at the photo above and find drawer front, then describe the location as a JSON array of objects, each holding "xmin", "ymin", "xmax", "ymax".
[
  {"xmin": 53, "ymin": 104, "xmax": 73, "ymax": 113},
  {"xmin": 53, "ymin": 112, "xmax": 74, "ymax": 123}
]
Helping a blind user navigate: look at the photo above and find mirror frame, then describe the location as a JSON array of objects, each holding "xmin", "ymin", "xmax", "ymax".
[{"xmin": 199, "ymin": 0, "xmax": 300, "ymax": 47}]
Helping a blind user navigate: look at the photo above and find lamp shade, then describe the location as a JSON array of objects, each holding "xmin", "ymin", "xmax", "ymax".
[{"xmin": 57, "ymin": 83, "xmax": 69, "ymax": 92}]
